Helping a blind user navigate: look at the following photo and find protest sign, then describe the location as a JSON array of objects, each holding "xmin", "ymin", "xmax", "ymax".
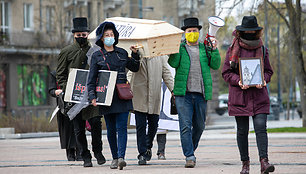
[{"xmin": 64, "ymin": 68, "xmax": 117, "ymax": 106}]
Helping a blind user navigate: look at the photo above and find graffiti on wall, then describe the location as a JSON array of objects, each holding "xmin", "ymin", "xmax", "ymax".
[{"xmin": 17, "ymin": 65, "xmax": 48, "ymax": 106}]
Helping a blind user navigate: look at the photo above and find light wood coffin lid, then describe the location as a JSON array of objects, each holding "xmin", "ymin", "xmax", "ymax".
[{"xmin": 88, "ymin": 17, "xmax": 184, "ymax": 57}]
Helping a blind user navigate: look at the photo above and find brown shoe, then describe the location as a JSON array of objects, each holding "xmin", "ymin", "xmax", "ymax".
[
  {"xmin": 240, "ymin": 161, "xmax": 250, "ymax": 174},
  {"xmin": 185, "ymin": 160, "xmax": 196, "ymax": 168},
  {"xmin": 260, "ymin": 158, "xmax": 275, "ymax": 174}
]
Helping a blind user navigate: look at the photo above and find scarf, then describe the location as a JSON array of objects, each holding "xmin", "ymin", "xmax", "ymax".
[{"xmin": 229, "ymin": 30, "xmax": 263, "ymax": 70}]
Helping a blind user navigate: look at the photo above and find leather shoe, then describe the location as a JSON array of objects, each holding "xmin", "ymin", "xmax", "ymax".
[{"xmin": 83, "ymin": 159, "xmax": 93, "ymax": 167}]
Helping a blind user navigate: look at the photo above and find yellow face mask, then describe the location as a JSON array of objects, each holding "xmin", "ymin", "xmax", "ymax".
[{"xmin": 185, "ymin": 32, "xmax": 199, "ymax": 43}]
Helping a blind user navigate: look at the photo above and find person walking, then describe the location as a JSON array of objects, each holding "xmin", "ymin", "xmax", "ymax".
[
  {"xmin": 48, "ymin": 70, "xmax": 82, "ymax": 161},
  {"xmin": 87, "ymin": 21, "xmax": 140, "ymax": 170},
  {"xmin": 168, "ymin": 17, "xmax": 221, "ymax": 168},
  {"xmin": 222, "ymin": 15, "xmax": 275, "ymax": 174},
  {"xmin": 127, "ymin": 55, "xmax": 174, "ymax": 165},
  {"xmin": 56, "ymin": 17, "xmax": 105, "ymax": 167}
]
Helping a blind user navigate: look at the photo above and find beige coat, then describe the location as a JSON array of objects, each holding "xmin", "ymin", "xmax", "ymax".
[{"xmin": 127, "ymin": 55, "xmax": 174, "ymax": 115}]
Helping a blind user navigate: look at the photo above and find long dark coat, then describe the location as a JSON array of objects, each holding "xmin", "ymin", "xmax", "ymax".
[
  {"xmin": 49, "ymin": 71, "xmax": 76, "ymax": 149},
  {"xmin": 56, "ymin": 41, "xmax": 99, "ymax": 120},
  {"xmin": 87, "ymin": 47, "xmax": 140, "ymax": 115},
  {"xmin": 222, "ymin": 46, "xmax": 273, "ymax": 116}
]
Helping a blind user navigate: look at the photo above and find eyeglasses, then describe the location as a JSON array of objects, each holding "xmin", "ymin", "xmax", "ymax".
[{"xmin": 75, "ymin": 33, "xmax": 88, "ymax": 37}]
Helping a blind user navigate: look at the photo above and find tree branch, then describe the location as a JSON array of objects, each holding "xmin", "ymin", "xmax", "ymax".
[{"xmin": 266, "ymin": 0, "xmax": 290, "ymax": 28}]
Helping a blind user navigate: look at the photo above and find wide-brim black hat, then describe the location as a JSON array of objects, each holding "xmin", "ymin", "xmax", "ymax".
[
  {"xmin": 181, "ymin": 17, "xmax": 202, "ymax": 31},
  {"xmin": 72, "ymin": 17, "xmax": 90, "ymax": 33},
  {"xmin": 236, "ymin": 15, "xmax": 262, "ymax": 31}
]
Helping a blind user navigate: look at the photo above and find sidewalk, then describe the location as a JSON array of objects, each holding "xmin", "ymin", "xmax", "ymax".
[{"xmin": 0, "ymin": 112, "xmax": 305, "ymax": 173}]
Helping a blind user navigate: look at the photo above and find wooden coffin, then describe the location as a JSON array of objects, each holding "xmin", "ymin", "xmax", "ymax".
[{"xmin": 88, "ymin": 17, "xmax": 184, "ymax": 58}]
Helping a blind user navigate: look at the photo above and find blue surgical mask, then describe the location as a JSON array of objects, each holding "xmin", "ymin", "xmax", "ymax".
[{"xmin": 103, "ymin": 37, "xmax": 115, "ymax": 46}]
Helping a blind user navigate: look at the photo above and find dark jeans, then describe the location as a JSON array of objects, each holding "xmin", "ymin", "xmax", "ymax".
[
  {"xmin": 135, "ymin": 111, "xmax": 159, "ymax": 156},
  {"xmin": 157, "ymin": 133, "xmax": 166, "ymax": 155},
  {"xmin": 235, "ymin": 114, "xmax": 268, "ymax": 161},
  {"xmin": 175, "ymin": 92, "xmax": 207, "ymax": 161},
  {"xmin": 104, "ymin": 112, "xmax": 129, "ymax": 159},
  {"xmin": 73, "ymin": 114, "xmax": 103, "ymax": 160}
]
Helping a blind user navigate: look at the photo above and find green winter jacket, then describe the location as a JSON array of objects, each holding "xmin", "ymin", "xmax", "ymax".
[{"xmin": 168, "ymin": 42, "xmax": 221, "ymax": 100}]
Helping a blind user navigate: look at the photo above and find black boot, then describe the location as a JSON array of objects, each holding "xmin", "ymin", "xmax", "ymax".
[
  {"xmin": 83, "ymin": 158, "xmax": 93, "ymax": 167},
  {"xmin": 66, "ymin": 148, "xmax": 75, "ymax": 161},
  {"xmin": 75, "ymin": 148, "xmax": 83, "ymax": 161},
  {"xmin": 94, "ymin": 153, "xmax": 106, "ymax": 165}
]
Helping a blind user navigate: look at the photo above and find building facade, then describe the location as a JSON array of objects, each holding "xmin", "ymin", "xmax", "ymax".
[{"xmin": 0, "ymin": 0, "xmax": 218, "ymax": 119}]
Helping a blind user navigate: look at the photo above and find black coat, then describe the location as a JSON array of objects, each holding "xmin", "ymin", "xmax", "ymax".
[
  {"xmin": 49, "ymin": 71, "xmax": 76, "ymax": 149},
  {"xmin": 87, "ymin": 47, "xmax": 140, "ymax": 115}
]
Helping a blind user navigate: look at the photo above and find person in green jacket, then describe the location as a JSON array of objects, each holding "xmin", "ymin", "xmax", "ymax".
[
  {"xmin": 56, "ymin": 17, "xmax": 105, "ymax": 168},
  {"xmin": 168, "ymin": 17, "xmax": 221, "ymax": 168}
]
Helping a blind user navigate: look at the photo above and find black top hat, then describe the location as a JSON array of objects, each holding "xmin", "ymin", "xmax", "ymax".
[
  {"xmin": 72, "ymin": 17, "xmax": 90, "ymax": 33},
  {"xmin": 236, "ymin": 16, "xmax": 262, "ymax": 31},
  {"xmin": 181, "ymin": 17, "xmax": 202, "ymax": 31}
]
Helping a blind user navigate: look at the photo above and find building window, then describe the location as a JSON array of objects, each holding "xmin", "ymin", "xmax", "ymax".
[
  {"xmin": 0, "ymin": 1, "xmax": 10, "ymax": 43},
  {"xmin": 23, "ymin": 3, "xmax": 33, "ymax": 30},
  {"xmin": 17, "ymin": 65, "xmax": 48, "ymax": 106},
  {"xmin": 46, "ymin": 6, "xmax": 55, "ymax": 32},
  {"xmin": 0, "ymin": 64, "xmax": 7, "ymax": 108}
]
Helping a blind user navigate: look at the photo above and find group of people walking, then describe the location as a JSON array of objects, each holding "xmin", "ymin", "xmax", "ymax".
[{"xmin": 49, "ymin": 15, "xmax": 275, "ymax": 174}]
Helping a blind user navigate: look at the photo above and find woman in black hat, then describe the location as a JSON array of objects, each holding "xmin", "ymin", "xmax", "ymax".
[
  {"xmin": 222, "ymin": 15, "xmax": 275, "ymax": 174},
  {"xmin": 87, "ymin": 21, "xmax": 140, "ymax": 170}
]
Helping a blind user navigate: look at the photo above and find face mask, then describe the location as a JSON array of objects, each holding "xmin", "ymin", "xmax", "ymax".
[
  {"xmin": 185, "ymin": 32, "xmax": 199, "ymax": 43},
  {"xmin": 103, "ymin": 37, "xmax": 115, "ymax": 46},
  {"xmin": 75, "ymin": 37, "xmax": 87, "ymax": 46},
  {"xmin": 241, "ymin": 33, "xmax": 257, "ymax": 40}
]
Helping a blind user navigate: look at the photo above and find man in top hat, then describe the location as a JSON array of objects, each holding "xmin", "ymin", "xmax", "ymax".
[
  {"xmin": 168, "ymin": 17, "xmax": 221, "ymax": 168},
  {"xmin": 56, "ymin": 17, "xmax": 105, "ymax": 167}
]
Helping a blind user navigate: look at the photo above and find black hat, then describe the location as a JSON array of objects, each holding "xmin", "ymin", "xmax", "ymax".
[
  {"xmin": 236, "ymin": 16, "xmax": 262, "ymax": 31},
  {"xmin": 181, "ymin": 17, "xmax": 202, "ymax": 31},
  {"xmin": 72, "ymin": 17, "xmax": 90, "ymax": 33}
]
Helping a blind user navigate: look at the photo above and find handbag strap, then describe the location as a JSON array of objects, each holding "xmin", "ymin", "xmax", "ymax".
[{"xmin": 99, "ymin": 49, "xmax": 110, "ymax": 71}]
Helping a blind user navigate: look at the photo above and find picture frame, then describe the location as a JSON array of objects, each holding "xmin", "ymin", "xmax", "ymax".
[{"xmin": 239, "ymin": 57, "xmax": 264, "ymax": 87}]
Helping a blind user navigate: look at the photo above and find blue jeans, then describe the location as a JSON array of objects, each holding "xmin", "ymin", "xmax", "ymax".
[
  {"xmin": 104, "ymin": 112, "xmax": 129, "ymax": 159},
  {"xmin": 175, "ymin": 92, "xmax": 207, "ymax": 161},
  {"xmin": 235, "ymin": 114, "xmax": 268, "ymax": 161},
  {"xmin": 135, "ymin": 111, "xmax": 159, "ymax": 156}
]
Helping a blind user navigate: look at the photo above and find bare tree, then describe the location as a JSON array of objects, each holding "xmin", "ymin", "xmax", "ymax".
[{"xmin": 266, "ymin": 0, "xmax": 305, "ymax": 127}]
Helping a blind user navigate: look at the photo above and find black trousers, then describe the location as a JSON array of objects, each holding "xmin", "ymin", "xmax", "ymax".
[
  {"xmin": 235, "ymin": 114, "xmax": 268, "ymax": 161},
  {"xmin": 73, "ymin": 113, "xmax": 103, "ymax": 160},
  {"xmin": 157, "ymin": 133, "xmax": 166, "ymax": 155}
]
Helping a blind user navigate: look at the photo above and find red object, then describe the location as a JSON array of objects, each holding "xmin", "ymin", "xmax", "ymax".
[
  {"xmin": 85, "ymin": 120, "xmax": 91, "ymax": 132},
  {"xmin": 116, "ymin": 83, "xmax": 133, "ymax": 100}
]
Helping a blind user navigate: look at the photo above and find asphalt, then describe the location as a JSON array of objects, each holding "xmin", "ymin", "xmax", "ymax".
[{"xmin": 0, "ymin": 112, "xmax": 305, "ymax": 174}]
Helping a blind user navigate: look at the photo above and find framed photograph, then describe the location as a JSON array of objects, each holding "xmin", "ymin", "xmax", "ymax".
[{"xmin": 239, "ymin": 57, "xmax": 264, "ymax": 86}]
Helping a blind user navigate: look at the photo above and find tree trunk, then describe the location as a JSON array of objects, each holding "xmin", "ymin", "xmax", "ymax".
[{"xmin": 286, "ymin": 0, "xmax": 306, "ymax": 127}]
